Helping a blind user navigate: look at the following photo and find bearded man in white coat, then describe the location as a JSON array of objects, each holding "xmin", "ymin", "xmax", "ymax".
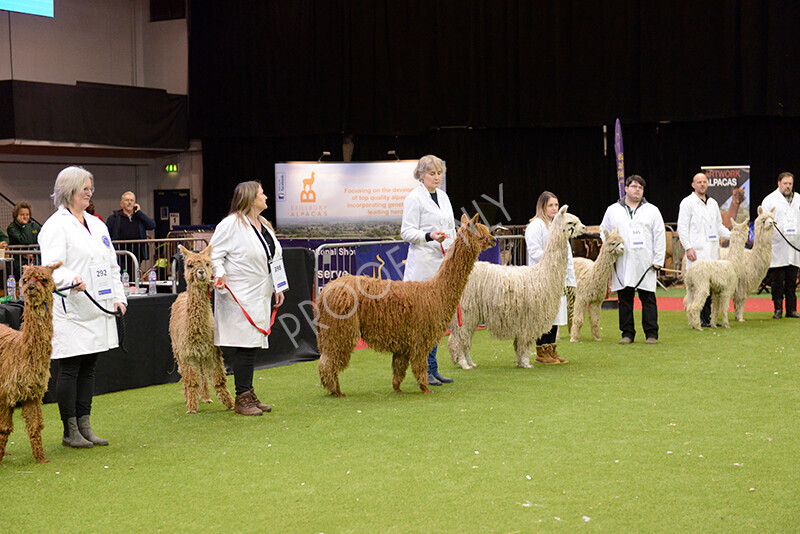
[
  {"xmin": 401, "ymin": 155, "xmax": 456, "ymax": 386},
  {"xmin": 761, "ymin": 172, "xmax": 800, "ymax": 319},
  {"xmin": 600, "ymin": 175, "xmax": 666, "ymax": 345},
  {"xmin": 678, "ymin": 172, "xmax": 732, "ymax": 326}
]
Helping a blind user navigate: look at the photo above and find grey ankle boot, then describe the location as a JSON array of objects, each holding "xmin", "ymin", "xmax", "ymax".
[
  {"xmin": 62, "ymin": 417, "xmax": 93, "ymax": 448},
  {"xmin": 78, "ymin": 415, "xmax": 109, "ymax": 446}
]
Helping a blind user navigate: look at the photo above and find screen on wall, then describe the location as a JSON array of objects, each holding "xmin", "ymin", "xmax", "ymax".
[{"xmin": 0, "ymin": 1, "xmax": 53, "ymax": 17}]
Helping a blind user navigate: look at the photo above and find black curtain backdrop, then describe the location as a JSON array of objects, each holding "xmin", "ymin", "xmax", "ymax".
[{"xmin": 189, "ymin": 0, "xmax": 800, "ymax": 226}]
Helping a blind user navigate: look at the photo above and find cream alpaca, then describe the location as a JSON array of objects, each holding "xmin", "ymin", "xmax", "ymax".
[
  {"xmin": 0, "ymin": 262, "xmax": 61, "ymax": 464},
  {"xmin": 447, "ymin": 206, "xmax": 585, "ymax": 369},
  {"xmin": 683, "ymin": 220, "xmax": 749, "ymax": 330},
  {"xmin": 169, "ymin": 245, "xmax": 235, "ymax": 413},
  {"xmin": 728, "ymin": 206, "xmax": 775, "ymax": 322},
  {"xmin": 569, "ymin": 228, "xmax": 624, "ymax": 342},
  {"xmin": 316, "ymin": 214, "xmax": 495, "ymax": 396}
]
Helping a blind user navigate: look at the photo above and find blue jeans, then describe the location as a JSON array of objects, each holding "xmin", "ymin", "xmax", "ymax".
[{"xmin": 427, "ymin": 345, "xmax": 439, "ymax": 375}]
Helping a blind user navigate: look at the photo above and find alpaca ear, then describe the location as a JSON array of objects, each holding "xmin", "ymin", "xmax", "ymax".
[
  {"xmin": 178, "ymin": 244, "xmax": 190, "ymax": 257},
  {"xmin": 757, "ymin": 205, "xmax": 763, "ymax": 216},
  {"xmin": 200, "ymin": 244, "xmax": 213, "ymax": 256},
  {"xmin": 45, "ymin": 261, "xmax": 63, "ymax": 274},
  {"xmin": 602, "ymin": 228, "xmax": 609, "ymax": 239},
  {"xmin": 470, "ymin": 213, "xmax": 480, "ymax": 225},
  {"xmin": 612, "ymin": 226, "xmax": 617, "ymax": 234},
  {"xmin": 460, "ymin": 213, "xmax": 469, "ymax": 226},
  {"xmin": 559, "ymin": 205, "xmax": 568, "ymax": 214}
]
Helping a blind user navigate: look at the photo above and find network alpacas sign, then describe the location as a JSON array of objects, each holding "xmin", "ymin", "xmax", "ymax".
[
  {"xmin": 275, "ymin": 161, "xmax": 437, "ymax": 237},
  {"xmin": 701, "ymin": 165, "xmax": 750, "ymax": 225}
]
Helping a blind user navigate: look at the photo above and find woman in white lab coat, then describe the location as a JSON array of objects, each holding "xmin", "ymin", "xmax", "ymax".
[
  {"xmin": 400, "ymin": 155, "xmax": 456, "ymax": 386},
  {"xmin": 524, "ymin": 191, "xmax": 575, "ymax": 364},
  {"xmin": 211, "ymin": 181, "xmax": 285, "ymax": 415},
  {"xmin": 39, "ymin": 166, "xmax": 127, "ymax": 449}
]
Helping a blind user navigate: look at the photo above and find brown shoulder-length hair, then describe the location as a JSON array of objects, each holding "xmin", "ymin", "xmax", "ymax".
[
  {"xmin": 532, "ymin": 191, "xmax": 559, "ymax": 227},
  {"xmin": 13, "ymin": 201, "xmax": 32, "ymax": 221},
  {"xmin": 228, "ymin": 180, "xmax": 274, "ymax": 231}
]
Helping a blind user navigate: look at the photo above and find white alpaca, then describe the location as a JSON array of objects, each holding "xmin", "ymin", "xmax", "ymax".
[
  {"xmin": 447, "ymin": 206, "xmax": 586, "ymax": 369},
  {"xmin": 683, "ymin": 220, "xmax": 749, "ymax": 330},
  {"xmin": 727, "ymin": 206, "xmax": 775, "ymax": 322},
  {"xmin": 569, "ymin": 228, "xmax": 624, "ymax": 342}
]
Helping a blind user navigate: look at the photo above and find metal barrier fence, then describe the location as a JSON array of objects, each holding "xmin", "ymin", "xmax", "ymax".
[{"xmin": 313, "ymin": 239, "xmax": 402, "ymax": 301}]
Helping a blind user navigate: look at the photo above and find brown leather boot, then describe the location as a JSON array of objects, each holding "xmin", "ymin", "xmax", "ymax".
[
  {"xmin": 535, "ymin": 345, "xmax": 559, "ymax": 364},
  {"xmin": 234, "ymin": 390, "xmax": 263, "ymax": 416},
  {"xmin": 251, "ymin": 391, "xmax": 272, "ymax": 413},
  {"xmin": 550, "ymin": 343, "xmax": 569, "ymax": 364}
]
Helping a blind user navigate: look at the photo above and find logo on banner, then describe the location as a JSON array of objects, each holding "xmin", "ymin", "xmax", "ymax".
[{"xmin": 301, "ymin": 172, "xmax": 317, "ymax": 203}]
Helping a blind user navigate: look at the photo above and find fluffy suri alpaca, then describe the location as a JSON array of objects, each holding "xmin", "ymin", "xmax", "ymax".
[
  {"xmin": 683, "ymin": 219, "xmax": 749, "ymax": 330},
  {"xmin": 316, "ymin": 214, "xmax": 496, "ymax": 396},
  {"xmin": 728, "ymin": 206, "xmax": 776, "ymax": 322},
  {"xmin": 0, "ymin": 262, "xmax": 61, "ymax": 464},
  {"xmin": 447, "ymin": 206, "xmax": 586, "ymax": 369},
  {"xmin": 569, "ymin": 228, "xmax": 625, "ymax": 342},
  {"xmin": 169, "ymin": 245, "xmax": 235, "ymax": 413}
]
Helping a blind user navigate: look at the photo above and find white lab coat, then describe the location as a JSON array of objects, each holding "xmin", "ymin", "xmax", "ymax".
[
  {"xmin": 600, "ymin": 199, "xmax": 666, "ymax": 292},
  {"xmin": 677, "ymin": 193, "xmax": 731, "ymax": 267},
  {"xmin": 401, "ymin": 183, "xmax": 456, "ymax": 281},
  {"xmin": 525, "ymin": 217, "xmax": 575, "ymax": 325},
  {"xmin": 210, "ymin": 214, "xmax": 283, "ymax": 348},
  {"xmin": 38, "ymin": 207, "xmax": 126, "ymax": 359},
  {"xmin": 762, "ymin": 188, "xmax": 800, "ymax": 268}
]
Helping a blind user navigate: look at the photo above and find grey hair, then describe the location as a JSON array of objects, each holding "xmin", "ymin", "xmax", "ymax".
[
  {"xmin": 52, "ymin": 166, "xmax": 93, "ymax": 209},
  {"xmin": 413, "ymin": 154, "xmax": 446, "ymax": 182}
]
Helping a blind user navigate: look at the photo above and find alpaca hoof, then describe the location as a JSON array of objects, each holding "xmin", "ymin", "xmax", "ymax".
[
  {"xmin": 334, "ymin": 393, "xmax": 346, "ymax": 398},
  {"xmin": 394, "ymin": 388, "xmax": 402, "ymax": 393},
  {"xmin": 570, "ymin": 337, "xmax": 578, "ymax": 342},
  {"xmin": 470, "ymin": 363, "xmax": 478, "ymax": 368},
  {"xmin": 516, "ymin": 363, "xmax": 533, "ymax": 369},
  {"xmin": 593, "ymin": 337, "xmax": 602, "ymax": 342},
  {"xmin": 37, "ymin": 457, "xmax": 49, "ymax": 464},
  {"xmin": 186, "ymin": 409, "xmax": 197, "ymax": 414},
  {"xmin": 202, "ymin": 399, "xmax": 213, "ymax": 404},
  {"xmin": 422, "ymin": 389, "xmax": 434, "ymax": 394}
]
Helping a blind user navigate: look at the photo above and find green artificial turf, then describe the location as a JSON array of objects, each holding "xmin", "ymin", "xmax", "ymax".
[{"xmin": 3, "ymin": 307, "xmax": 799, "ymax": 532}]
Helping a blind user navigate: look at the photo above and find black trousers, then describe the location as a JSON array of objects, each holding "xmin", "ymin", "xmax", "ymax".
[
  {"xmin": 536, "ymin": 324, "xmax": 558, "ymax": 345},
  {"xmin": 56, "ymin": 353, "xmax": 99, "ymax": 424},
  {"xmin": 769, "ymin": 265, "xmax": 799, "ymax": 313},
  {"xmin": 225, "ymin": 346, "xmax": 258, "ymax": 396},
  {"xmin": 700, "ymin": 296, "xmax": 712, "ymax": 325},
  {"xmin": 617, "ymin": 286, "xmax": 658, "ymax": 340}
]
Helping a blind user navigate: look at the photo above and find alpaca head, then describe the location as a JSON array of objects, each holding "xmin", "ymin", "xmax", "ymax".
[
  {"xmin": 21, "ymin": 262, "xmax": 61, "ymax": 307},
  {"xmin": 552, "ymin": 205, "xmax": 586, "ymax": 239},
  {"xmin": 458, "ymin": 213, "xmax": 497, "ymax": 251},
  {"xmin": 601, "ymin": 226, "xmax": 624, "ymax": 259},
  {"xmin": 729, "ymin": 219, "xmax": 749, "ymax": 246},
  {"xmin": 754, "ymin": 205, "xmax": 776, "ymax": 238},
  {"xmin": 178, "ymin": 244, "xmax": 214, "ymax": 289}
]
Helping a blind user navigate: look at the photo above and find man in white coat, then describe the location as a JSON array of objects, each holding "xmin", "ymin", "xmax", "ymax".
[
  {"xmin": 678, "ymin": 172, "xmax": 732, "ymax": 326},
  {"xmin": 401, "ymin": 154, "xmax": 457, "ymax": 385},
  {"xmin": 761, "ymin": 172, "xmax": 800, "ymax": 318},
  {"xmin": 600, "ymin": 175, "xmax": 666, "ymax": 344}
]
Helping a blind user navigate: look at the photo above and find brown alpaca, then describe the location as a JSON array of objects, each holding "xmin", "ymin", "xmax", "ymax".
[
  {"xmin": 316, "ymin": 214, "xmax": 496, "ymax": 396},
  {"xmin": 0, "ymin": 262, "xmax": 61, "ymax": 464},
  {"xmin": 169, "ymin": 245, "xmax": 235, "ymax": 413}
]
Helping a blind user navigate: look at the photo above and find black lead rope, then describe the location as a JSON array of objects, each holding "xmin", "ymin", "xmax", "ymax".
[{"xmin": 54, "ymin": 283, "xmax": 127, "ymax": 352}]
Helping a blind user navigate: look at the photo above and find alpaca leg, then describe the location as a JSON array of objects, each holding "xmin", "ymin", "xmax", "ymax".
[
  {"xmin": 392, "ymin": 353, "xmax": 411, "ymax": 392},
  {"xmin": 685, "ymin": 282, "xmax": 708, "ymax": 330},
  {"xmin": 409, "ymin": 353, "xmax": 433, "ymax": 394},
  {"xmin": 200, "ymin": 371, "xmax": 213, "ymax": 404},
  {"xmin": 21, "ymin": 400, "xmax": 48, "ymax": 464},
  {"xmin": 211, "ymin": 350, "xmax": 235, "ymax": 410},
  {"xmin": 570, "ymin": 299, "xmax": 586, "ymax": 342},
  {"xmin": 587, "ymin": 302, "xmax": 603, "ymax": 341},
  {"xmin": 447, "ymin": 320, "xmax": 476, "ymax": 370},
  {"xmin": 0, "ymin": 405, "xmax": 12, "ymax": 464},
  {"xmin": 181, "ymin": 365, "xmax": 201, "ymax": 413},
  {"xmin": 318, "ymin": 352, "xmax": 349, "ymax": 397},
  {"xmin": 719, "ymin": 289, "xmax": 735, "ymax": 328},
  {"xmin": 734, "ymin": 292, "xmax": 746, "ymax": 322},
  {"xmin": 710, "ymin": 292, "xmax": 722, "ymax": 329},
  {"xmin": 514, "ymin": 337, "xmax": 534, "ymax": 368}
]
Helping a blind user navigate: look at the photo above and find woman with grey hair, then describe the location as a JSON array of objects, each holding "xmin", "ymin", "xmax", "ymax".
[
  {"xmin": 400, "ymin": 154, "xmax": 456, "ymax": 386},
  {"xmin": 38, "ymin": 166, "xmax": 127, "ymax": 449}
]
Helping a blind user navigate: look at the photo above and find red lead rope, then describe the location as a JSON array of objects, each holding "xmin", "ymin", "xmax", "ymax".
[
  {"xmin": 223, "ymin": 284, "xmax": 278, "ymax": 336},
  {"xmin": 440, "ymin": 241, "xmax": 463, "ymax": 327}
]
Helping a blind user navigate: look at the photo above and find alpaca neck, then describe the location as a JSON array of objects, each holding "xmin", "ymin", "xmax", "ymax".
[
  {"xmin": 593, "ymin": 246, "xmax": 617, "ymax": 280},
  {"xmin": 21, "ymin": 299, "xmax": 54, "ymax": 363},
  {"xmin": 431, "ymin": 232, "xmax": 482, "ymax": 312},
  {"xmin": 750, "ymin": 225, "xmax": 773, "ymax": 272},
  {"xmin": 538, "ymin": 223, "xmax": 570, "ymax": 281},
  {"xmin": 187, "ymin": 283, "xmax": 212, "ymax": 312}
]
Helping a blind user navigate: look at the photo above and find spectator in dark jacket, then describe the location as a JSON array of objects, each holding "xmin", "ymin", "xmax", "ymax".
[
  {"xmin": 7, "ymin": 201, "xmax": 40, "ymax": 278},
  {"xmin": 106, "ymin": 191, "xmax": 156, "ymax": 275}
]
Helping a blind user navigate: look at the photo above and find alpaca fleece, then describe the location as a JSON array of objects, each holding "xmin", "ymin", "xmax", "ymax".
[
  {"xmin": 683, "ymin": 220, "xmax": 749, "ymax": 330},
  {"xmin": 0, "ymin": 262, "xmax": 61, "ymax": 464},
  {"xmin": 569, "ymin": 228, "xmax": 624, "ymax": 342},
  {"xmin": 447, "ymin": 206, "xmax": 585, "ymax": 369},
  {"xmin": 169, "ymin": 245, "xmax": 235, "ymax": 413},
  {"xmin": 316, "ymin": 214, "xmax": 496, "ymax": 396}
]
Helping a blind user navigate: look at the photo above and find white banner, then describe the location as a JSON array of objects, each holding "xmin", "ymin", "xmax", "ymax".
[{"xmin": 275, "ymin": 161, "xmax": 444, "ymax": 237}]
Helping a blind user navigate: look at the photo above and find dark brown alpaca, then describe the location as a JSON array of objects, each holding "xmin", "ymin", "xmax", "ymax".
[
  {"xmin": 169, "ymin": 245, "xmax": 235, "ymax": 413},
  {"xmin": 316, "ymin": 214, "xmax": 496, "ymax": 396},
  {"xmin": 0, "ymin": 262, "xmax": 61, "ymax": 464}
]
